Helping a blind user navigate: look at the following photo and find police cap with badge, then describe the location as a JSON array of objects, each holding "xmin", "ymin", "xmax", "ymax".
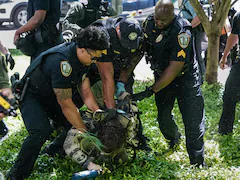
[{"xmin": 119, "ymin": 17, "xmax": 142, "ymax": 50}]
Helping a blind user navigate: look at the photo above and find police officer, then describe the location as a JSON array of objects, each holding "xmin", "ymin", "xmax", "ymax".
[
  {"xmin": 89, "ymin": 16, "xmax": 143, "ymax": 99},
  {"xmin": 218, "ymin": 12, "xmax": 240, "ymax": 135},
  {"xmin": 7, "ymin": 26, "xmax": 109, "ymax": 179},
  {"xmin": 14, "ymin": 0, "xmax": 63, "ymax": 62},
  {"xmin": 62, "ymin": 0, "xmax": 117, "ymax": 35},
  {"xmin": 0, "ymin": 40, "xmax": 15, "ymax": 140},
  {"xmin": 140, "ymin": 0, "xmax": 205, "ymax": 166}
]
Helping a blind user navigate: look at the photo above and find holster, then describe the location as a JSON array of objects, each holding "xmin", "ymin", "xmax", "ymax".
[{"xmin": 36, "ymin": 24, "xmax": 62, "ymax": 45}]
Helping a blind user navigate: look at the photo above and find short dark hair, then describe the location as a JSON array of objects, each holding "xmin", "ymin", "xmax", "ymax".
[
  {"xmin": 97, "ymin": 118, "xmax": 126, "ymax": 153},
  {"xmin": 74, "ymin": 26, "xmax": 110, "ymax": 50}
]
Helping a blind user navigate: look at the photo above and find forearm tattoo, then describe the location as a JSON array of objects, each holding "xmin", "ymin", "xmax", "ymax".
[{"xmin": 53, "ymin": 88, "xmax": 72, "ymax": 101}]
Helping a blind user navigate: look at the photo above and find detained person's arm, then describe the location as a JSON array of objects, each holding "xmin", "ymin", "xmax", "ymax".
[
  {"xmin": 53, "ymin": 88, "xmax": 86, "ymax": 131},
  {"xmin": 63, "ymin": 127, "xmax": 102, "ymax": 170}
]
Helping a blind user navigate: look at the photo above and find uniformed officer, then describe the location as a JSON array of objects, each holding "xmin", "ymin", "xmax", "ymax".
[
  {"xmin": 140, "ymin": 0, "xmax": 205, "ymax": 166},
  {"xmin": 14, "ymin": 0, "xmax": 63, "ymax": 62},
  {"xmin": 218, "ymin": 12, "xmax": 240, "ymax": 135},
  {"xmin": 7, "ymin": 26, "xmax": 109, "ymax": 179},
  {"xmin": 89, "ymin": 16, "xmax": 143, "ymax": 99},
  {"xmin": 0, "ymin": 40, "xmax": 15, "ymax": 140},
  {"xmin": 70, "ymin": 15, "xmax": 143, "ymax": 111},
  {"xmin": 62, "ymin": 0, "xmax": 117, "ymax": 36}
]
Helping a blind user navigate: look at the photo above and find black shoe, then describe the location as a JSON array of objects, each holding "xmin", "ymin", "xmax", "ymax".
[
  {"xmin": 41, "ymin": 145, "xmax": 66, "ymax": 158},
  {"xmin": 0, "ymin": 120, "xmax": 8, "ymax": 139},
  {"xmin": 218, "ymin": 128, "xmax": 232, "ymax": 135}
]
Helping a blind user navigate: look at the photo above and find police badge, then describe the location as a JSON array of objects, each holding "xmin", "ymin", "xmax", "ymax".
[{"xmin": 155, "ymin": 34, "xmax": 163, "ymax": 43}]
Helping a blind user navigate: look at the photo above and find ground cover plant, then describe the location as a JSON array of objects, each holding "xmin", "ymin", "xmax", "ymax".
[{"xmin": 1, "ymin": 53, "xmax": 240, "ymax": 179}]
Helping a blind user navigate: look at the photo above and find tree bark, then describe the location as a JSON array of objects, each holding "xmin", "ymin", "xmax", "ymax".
[{"xmin": 205, "ymin": 33, "xmax": 219, "ymax": 84}]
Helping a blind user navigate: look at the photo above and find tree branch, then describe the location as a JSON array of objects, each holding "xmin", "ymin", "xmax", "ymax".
[{"xmin": 189, "ymin": 0, "xmax": 210, "ymax": 33}]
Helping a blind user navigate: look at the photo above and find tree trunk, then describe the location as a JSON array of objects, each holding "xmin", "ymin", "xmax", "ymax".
[{"xmin": 205, "ymin": 33, "xmax": 219, "ymax": 84}]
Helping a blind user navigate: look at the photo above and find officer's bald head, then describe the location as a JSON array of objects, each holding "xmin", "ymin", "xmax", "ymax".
[{"xmin": 154, "ymin": 0, "xmax": 174, "ymax": 29}]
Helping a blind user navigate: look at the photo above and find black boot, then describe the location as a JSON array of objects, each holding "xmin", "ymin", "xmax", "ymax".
[{"xmin": 0, "ymin": 120, "xmax": 8, "ymax": 139}]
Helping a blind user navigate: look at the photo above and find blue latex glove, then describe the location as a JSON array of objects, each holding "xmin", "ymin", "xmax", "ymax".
[{"xmin": 116, "ymin": 82, "xmax": 126, "ymax": 97}]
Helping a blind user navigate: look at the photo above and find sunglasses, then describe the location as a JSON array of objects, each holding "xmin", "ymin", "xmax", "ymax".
[{"xmin": 85, "ymin": 48, "xmax": 101, "ymax": 62}]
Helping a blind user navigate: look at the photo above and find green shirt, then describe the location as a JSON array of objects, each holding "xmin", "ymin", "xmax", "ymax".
[{"xmin": 0, "ymin": 55, "xmax": 10, "ymax": 89}]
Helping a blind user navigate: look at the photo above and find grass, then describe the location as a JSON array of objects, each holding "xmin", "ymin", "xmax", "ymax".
[{"xmin": 1, "ymin": 53, "xmax": 240, "ymax": 179}]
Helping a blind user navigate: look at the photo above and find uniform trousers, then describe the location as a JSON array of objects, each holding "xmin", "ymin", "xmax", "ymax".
[
  {"xmin": 8, "ymin": 91, "xmax": 71, "ymax": 178},
  {"xmin": 219, "ymin": 63, "xmax": 240, "ymax": 134},
  {"xmin": 154, "ymin": 71, "xmax": 205, "ymax": 165}
]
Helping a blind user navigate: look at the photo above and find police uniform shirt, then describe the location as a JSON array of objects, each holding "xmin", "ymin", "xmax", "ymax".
[
  {"xmin": 144, "ymin": 15, "xmax": 192, "ymax": 72},
  {"xmin": 231, "ymin": 12, "xmax": 240, "ymax": 42},
  {"xmin": 42, "ymin": 44, "xmax": 87, "ymax": 90},
  {"xmin": 23, "ymin": 43, "xmax": 88, "ymax": 95},
  {"xmin": 94, "ymin": 17, "xmax": 139, "ymax": 67},
  {"xmin": 27, "ymin": 0, "xmax": 61, "ymax": 25}
]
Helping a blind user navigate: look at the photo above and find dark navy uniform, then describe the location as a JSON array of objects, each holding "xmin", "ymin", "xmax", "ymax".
[
  {"xmin": 143, "ymin": 14, "xmax": 205, "ymax": 165},
  {"xmin": 8, "ymin": 43, "xmax": 89, "ymax": 178},
  {"xmin": 219, "ymin": 12, "xmax": 240, "ymax": 134},
  {"xmin": 90, "ymin": 16, "xmax": 143, "ymax": 94},
  {"xmin": 27, "ymin": 0, "xmax": 63, "ymax": 61}
]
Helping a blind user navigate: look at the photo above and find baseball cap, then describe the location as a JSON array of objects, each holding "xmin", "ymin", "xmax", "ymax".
[{"xmin": 119, "ymin": 17, "xmax": 142, "ymax": 49}]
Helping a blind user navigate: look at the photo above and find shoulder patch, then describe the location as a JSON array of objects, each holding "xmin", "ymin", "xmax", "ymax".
[
  {"xmin": 178, "ymin": 32, "xmax": 190, "ymax": 49},
  {"xmin": 128, "ymin": 32, "xmax": 138, "ymax": 41},
  {"xmin": 60, "ymin": 61, "xmax": 72, "ymax": 77}
]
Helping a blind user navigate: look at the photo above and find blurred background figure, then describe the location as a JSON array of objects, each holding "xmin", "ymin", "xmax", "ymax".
[
  {"xmin": 0, "ymin": 40, "xmax": 15, "ymax": 140},
  {"xmin": 62, "ymin": 0, "xmax": 117, "ymax": 41}
]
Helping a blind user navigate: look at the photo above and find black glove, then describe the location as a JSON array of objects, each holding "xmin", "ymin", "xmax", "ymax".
[
  {"xmin": 132, "ymin": 86, "xmax": 154, "ymax": 101},
  {"xmin": 104, "ymin": 108, "xmax": 117, "ymax": 121},
  {"xmin": 5, "ymin": 53, "xmax": 15, "ymax": 70}
]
